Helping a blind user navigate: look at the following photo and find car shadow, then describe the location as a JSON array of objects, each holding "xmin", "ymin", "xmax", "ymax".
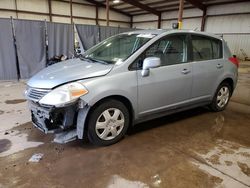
[{"xmin": 128, "ymin": 107, "xmax": 210, "ymax": 136}]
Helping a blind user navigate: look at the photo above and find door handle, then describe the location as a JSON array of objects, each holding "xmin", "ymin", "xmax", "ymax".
[
  {"xmin": 182, "ymin": 69, "xmax": 191, "ymax": 74},
  {"xmin": 216, "ymin": 64, "xmax": 223, "ymax": 69}
]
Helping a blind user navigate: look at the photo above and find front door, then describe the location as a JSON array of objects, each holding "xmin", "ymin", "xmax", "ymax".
[{"xmin": 137, "ymin": 34, "xmax": 193, "ymax": 117}]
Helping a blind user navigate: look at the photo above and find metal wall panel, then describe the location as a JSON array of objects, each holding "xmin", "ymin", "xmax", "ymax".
[
  {"xmin": 182, "ymin": 18, "xmax": 202, "ymax": 31},
  {"xmin": 98, "ymin": 21, "xmax": 130, "ymax": 28},
  {"xmin": 72, "ymin": 4, "xmax": 95, "ymax": 18},
  {"xmin": 0, "ymin": 0, "xmax": 130, "ymax": 27},
  {"xmin": 51, "ymin": 0, "xmax": 70, "ymax": 16},
  {"xmin": 205, "ymin": 15, "xmax": 250, "ymax": 33},
  {"xmin": 99, "ymin": 7, "xmax": 130, "ymax": 22},
  {"xmin": 205, "ymin": 13, "xmax": 250, "ymax": 59},
  {"xmin": 133, "ymin": 8, "xmax": 203, "ymax": 29},
  {"xmin": 118, "ymin": 27, "xmax": 136, "ymax": 33},
  {"xmin": 17, "ymin": 0, "xmax": 49, "ymax": 13},
  {"xmin": 222, "ymin": 34, "xmax": 250, "ymax": 60},
  {"xmin": 207, "ymin": 2, "xmax": 250, "ymax": 15},
  {"xmin": 0, "ymin": 0, "xmax": 15, "ymax": 9}
]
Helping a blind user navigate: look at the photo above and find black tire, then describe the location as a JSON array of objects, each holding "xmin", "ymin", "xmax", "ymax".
[
  {"xmin": 87, "ymin": 99, "xmax": 130, "ymax": 146},
  {"xmin": 209, "ymin": 82, "xmax": 232, "ymax": 112}
]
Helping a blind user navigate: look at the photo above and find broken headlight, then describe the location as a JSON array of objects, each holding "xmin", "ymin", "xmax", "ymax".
[{"xmin": 39, "ymin": 82, "xmax": 88, "ymax": 107}]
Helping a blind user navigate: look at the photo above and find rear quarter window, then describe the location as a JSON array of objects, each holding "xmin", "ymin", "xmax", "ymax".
[{"xmin": 191, "ymin": 35, "xmax": 222, "ymax": 61}]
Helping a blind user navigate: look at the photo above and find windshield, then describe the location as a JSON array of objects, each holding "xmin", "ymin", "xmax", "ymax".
[{"xmin": 82, "ymin": 33, "xmax": 155, "ymax": 64}]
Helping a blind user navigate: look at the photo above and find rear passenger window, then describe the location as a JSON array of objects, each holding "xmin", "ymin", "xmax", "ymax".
[
  {"xmin": 211, "ymin": 40, "xmax": 222, "ymax": 59},
  {"xmin": 192, "ymin": 35, "xmax": 222, "ymax": 61}
]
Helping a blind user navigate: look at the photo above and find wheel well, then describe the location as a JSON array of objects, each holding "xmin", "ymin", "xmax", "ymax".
[
  {"xmin": 85, "ymin": 95, "xmax": 134, "ymax": 130},
  {"xmin": 221, "ymin": 78, "xmax": 234, "ymax": 91}
]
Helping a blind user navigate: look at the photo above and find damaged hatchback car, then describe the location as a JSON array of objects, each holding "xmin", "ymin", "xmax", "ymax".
[{"xmin": 25, "ymin": 29, "xmax": 238, "ymax": 146}]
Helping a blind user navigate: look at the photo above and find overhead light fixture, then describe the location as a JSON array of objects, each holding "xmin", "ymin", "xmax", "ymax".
[{"xmin": 113, "ymin": 0, "xmax": 120, "ymax": 3}]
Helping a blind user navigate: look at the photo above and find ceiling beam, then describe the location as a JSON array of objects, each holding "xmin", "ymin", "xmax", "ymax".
[
  {"xmin": 185, "ymin": 0, "xmax": 206, "ymax": 11},
  {"xmin": 146, "ymin": 0, "xmax": 179, "ymax": 7},
  {"xmin": 118, "ymin": 0, "xmax": 185, "ymax": 12},
  {"xmin": 132, "ymin": 5, "xmax": 195, "ymax": 16},
  {"xmin": 84, "ymin": 0, "xmax": 131, "ymax": 17},
  {"xmin": 111, "ymin": 0, "xmax": 145, "ymax": 8},
  {"xmin": 121, "ymin": 0, "xmax": 160, "ymax": 16},
  {"xmin": 125, "ymin": 3, "xmax": 188, "ymax": 14},
  {"xmin": 205, "ymin": 0, "xmax": 250, "ymax": 6}
]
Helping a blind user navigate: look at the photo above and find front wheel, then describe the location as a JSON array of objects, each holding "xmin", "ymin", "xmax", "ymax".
[
  {"xmin": 209, "ymin": 82, "xmax": 232, "ymax": 112},
  {"xmin": 87, "ymin": 100, "xmax": 130, "ymax": 146}
]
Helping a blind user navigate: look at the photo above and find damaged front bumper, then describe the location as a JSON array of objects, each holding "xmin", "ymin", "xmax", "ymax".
[{"xmin": 28, "ymin": 100, "xmax": 90, "ymax": 143}]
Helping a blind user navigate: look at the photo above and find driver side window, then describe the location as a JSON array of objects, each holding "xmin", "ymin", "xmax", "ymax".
[{"xmin": 130, "ymin": 34, "xmax": 188, "ymax": 70}]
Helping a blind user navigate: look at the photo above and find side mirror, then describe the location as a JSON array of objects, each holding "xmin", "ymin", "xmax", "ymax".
[{"xmin": 141, "ymin": 57, "xmax": 161, "ymax": 77}]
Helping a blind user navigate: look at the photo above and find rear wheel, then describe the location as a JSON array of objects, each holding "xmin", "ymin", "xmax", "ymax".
[
  {"xmin": 87, "ymin": 99, "xmax": 129, "ymax": 146},
  {"xmin": 210, "ymin": 82, "xmax": 232, "ymax": 112}
]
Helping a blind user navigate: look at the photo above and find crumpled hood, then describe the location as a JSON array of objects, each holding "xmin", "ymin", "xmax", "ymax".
[{"xmin": 27, "ymin": 58, "xmax": 113, "ymax": 89}]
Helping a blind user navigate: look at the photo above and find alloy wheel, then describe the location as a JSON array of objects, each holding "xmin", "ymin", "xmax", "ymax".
[{"xmin": 216, "ymin": 86, "xmax": 230, "ymax": 108}]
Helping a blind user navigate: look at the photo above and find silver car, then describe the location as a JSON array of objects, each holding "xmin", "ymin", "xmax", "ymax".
[{"xmin": 25, "ymin": 29, "xmax": 239, "ymax": 146}]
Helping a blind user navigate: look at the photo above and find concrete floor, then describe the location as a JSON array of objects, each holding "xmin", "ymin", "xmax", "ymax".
[{"xmin": 0, "ymin": 62, "xmax": 250, "ymax": 188}]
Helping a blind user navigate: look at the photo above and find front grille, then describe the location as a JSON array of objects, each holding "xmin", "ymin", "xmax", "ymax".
[{"xmin": 27, "ymin": 88, "xmax": 50, "ymax": 102}]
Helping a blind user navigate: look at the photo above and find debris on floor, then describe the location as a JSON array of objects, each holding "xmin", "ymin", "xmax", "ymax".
[
  {"xmin": 151, "ymin": 174, "xmax": 162, "ymax": 187},
  {"xmin": 28, "ymin": 153, "xmax": 44, "ymax": 163}
]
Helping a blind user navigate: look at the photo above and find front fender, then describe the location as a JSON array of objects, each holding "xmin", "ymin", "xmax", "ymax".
[{"xmin": 79, "ymin": 71, "xmax": 138, "ymax": 118}]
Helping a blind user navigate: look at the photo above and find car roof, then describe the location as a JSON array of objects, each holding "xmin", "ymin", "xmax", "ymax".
[{"xmin": 123, "ymin": 29, "xmax": 222, "ymax": 40}]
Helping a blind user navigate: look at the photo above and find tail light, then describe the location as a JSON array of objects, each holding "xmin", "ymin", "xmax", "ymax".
[{"xmin": 228, "ymin": 55, "xmax": 239, "ymax": 68}]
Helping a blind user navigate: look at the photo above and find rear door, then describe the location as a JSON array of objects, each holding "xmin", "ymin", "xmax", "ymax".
[
  {"xmin": 136, "ymin": 34, "xmax": 193, "ymax": 117},
  {"xmin": 190, "ymin": 34, "xmax": 224, "ymax": 101}
]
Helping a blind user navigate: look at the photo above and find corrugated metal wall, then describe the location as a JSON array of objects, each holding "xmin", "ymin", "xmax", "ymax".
[
  {"xmin": 1, "ymin": 1, "xmax": 250, "ymax": 60},
  {"xmin": 132, "ymin": 2, "xmax": 250, "ymax": 60},
  {"xmin": 206, "ymin": 14, "xmax": 250, "ymax": 59},
  {"xmin": 0, "ymin": 0, "xmax": 130, "ymax": 27},
  {"xmin": 222, "ymin": 34, "xmax": 250, "ymax": 60},
  {"xmin": 133, "ymin": 9, "xmax": 203, "ymax": 30},
  {"xmin": 205, "ymin": 2, "xmax": 250, "ymax": 59}
]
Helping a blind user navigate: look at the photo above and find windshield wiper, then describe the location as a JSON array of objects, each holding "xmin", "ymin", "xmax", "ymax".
[
  {"xmin": 79, "ymin": 54, "xmax": 110, "ymax": 65},
  {"xmin": 79, "ymin": 54, "xmax": 92, "ymax": 62},
  {"xmin": 85, "ymin": 56, "xmax": 109, "ymax": 65}
]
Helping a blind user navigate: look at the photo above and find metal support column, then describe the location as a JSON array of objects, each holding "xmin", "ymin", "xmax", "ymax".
[
  {"xmin": 70, "ymin": 0, "xmax": 73, "ymax": 24},
  {"xmin": 178, "ymin": 0, "xmax": 184, "ymax": 29},
  {"xmin": 201, "ymin": 8, "xmax": 207, "ymax": 31},
  {"xmin": 14, "ymin": 0, "xmax": 18, "ymax": 18},
  {"xmin": 106, "ymin": 0, "xmax": 109, "ymax": 26},
  {"xmin": 158, "ymin": 13, "xmax": 161, "ymax": 29},
  {"xmin": 96, "ymin": 6, "xmax": 99, "ymax": 25},
  {"xmin": 48, "ymin": 0, "xmax": 52, "ymax": 21},
  {"xmin": 130, "ymin": 16, "xmax": 133, "ymax": 28}
]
